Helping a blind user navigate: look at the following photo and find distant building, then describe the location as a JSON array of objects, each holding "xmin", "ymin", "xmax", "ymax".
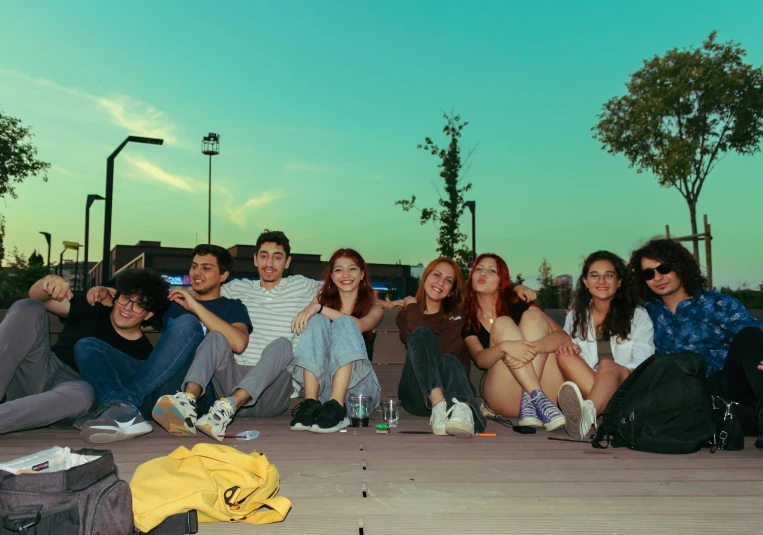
[
  {"xmin": 89, "ymin": 241, "xmax": 416, "ymax": 298},
  {"xmin": 552, "ymin": 274, "xmax": 573, "ymax": 307},
  {"xmin": 59, "ymin": 260, "xmax": 98, "ymax": 292}
]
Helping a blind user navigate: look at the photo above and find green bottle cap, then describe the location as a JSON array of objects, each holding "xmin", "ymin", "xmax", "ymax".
[{"xmin": 375, "ymin": 423, "xmax": 388, "ymax": 430}]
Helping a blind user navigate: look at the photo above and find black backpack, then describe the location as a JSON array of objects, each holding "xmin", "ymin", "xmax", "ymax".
[
  {"xmin": 591, "ymin": 352, "xmax": 716, "ymax": 454},
  {"xmin": 0, "ymin": 449, "xmax": 133, "ymax": 535}
]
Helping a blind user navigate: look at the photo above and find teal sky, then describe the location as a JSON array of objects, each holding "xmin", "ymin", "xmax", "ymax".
[{"xmin": 1, "ymin": 1, "xmax": 762, "ymax": 289}]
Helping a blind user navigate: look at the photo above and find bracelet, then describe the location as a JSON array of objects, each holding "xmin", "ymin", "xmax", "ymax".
[{"xmin": 317, "ymin": 304, "xmax": 324, "ymax": 315}]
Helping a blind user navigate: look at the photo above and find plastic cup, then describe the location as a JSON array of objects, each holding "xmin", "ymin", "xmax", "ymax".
[{"xmin": 381, "ymin": 399, "xmax": 401, "ymax": 428}]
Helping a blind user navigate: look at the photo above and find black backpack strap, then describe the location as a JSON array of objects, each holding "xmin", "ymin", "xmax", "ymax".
[{"xmin": 135, "ymin": 510, "xmax": 198, "ymax": 535}]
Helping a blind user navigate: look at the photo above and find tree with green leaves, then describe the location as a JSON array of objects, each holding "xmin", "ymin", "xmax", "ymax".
[
  {"xmin": 1, "ymin": 111, "xmax": 50, "ymax": 200},
  {"xmin": 535, "ymin": 259, "xmax": 559, "ymax": 309},
  {"xmin": 396, "ymin": 112, "xmax": 474, "ymax": 271},
  {"xmin": 593, "ymin": 31, "xmax": 763, "ymax": 260}
]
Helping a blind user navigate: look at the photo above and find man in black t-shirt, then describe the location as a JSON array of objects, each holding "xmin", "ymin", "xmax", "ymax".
[
  {"xmin": 81, "ymin": 244, "xmax": 252, "ymax": 442},
  {"xmin": 0, "ymin": 270, "xmax": 165, "ymax": 435}
]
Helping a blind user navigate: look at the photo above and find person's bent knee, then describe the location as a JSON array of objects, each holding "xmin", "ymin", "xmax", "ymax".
[
  {"xmin": 308, "ymin": 314, "xmax": 331, "ymax": 329},
  {"xmin": 735, "ymin": 326, "xmax": 763, "ymax": 344},
  {"xmin": 9, "ymin": 298, "xmax": 47, "ymax": 317},
  {"xmin": 596, "ymin": 358, "xmax": 617, "ymax": 371},
  {"xmin": 170, "ymin": 313, "xmax": 205, "ymax": 335},
  {"xmin": 330, "ymin": 314, "xmax": 356, "ymax": 331},
  {"xmin": 409, "ymin": 326, "xmax": 436, "ymax": 344},
  {"xmin": 70, "ymin": 381, "xmax": 96, "ymax": 416},
  {"xmin": 73, "ymin": 337, "xmax": 108, "ymax": 366}
]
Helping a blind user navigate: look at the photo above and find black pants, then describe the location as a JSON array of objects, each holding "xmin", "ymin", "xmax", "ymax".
[
  {"xmin": 707, "ymin": 327, "xmax": 763, "ymax": 435},
  {"xmin": 397, "ymin": 326, "xmax": 486, "ymax": 433}
]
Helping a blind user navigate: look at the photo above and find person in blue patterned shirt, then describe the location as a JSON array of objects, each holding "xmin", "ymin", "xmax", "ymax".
[{"xmin": 629, "ymin": 238, "xmax": 763, "ymax": 447}]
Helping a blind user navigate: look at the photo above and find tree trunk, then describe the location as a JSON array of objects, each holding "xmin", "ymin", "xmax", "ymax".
[{"xmin": 688, "ymin": 201, "xmax": 700, "ymax": 262}]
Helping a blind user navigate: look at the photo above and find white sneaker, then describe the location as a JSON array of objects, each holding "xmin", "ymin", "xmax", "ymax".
[
  {"xmin": 558, "ymin": 382, "xmax": 597, "ymax": 440},
  {"xmin": 430, "ymin": 401, "xmax": 448, "ymax": 435},
  {"xmin": 196, "ymin": 398, "xmax": 236, "ymax": 442},
  {"xmin": 445, "ymin": 398, "xmax": 475, "ymax": 437},
  {"xmin": 152, "ymin": 392, "xmax": 197, "ymax": 437}
]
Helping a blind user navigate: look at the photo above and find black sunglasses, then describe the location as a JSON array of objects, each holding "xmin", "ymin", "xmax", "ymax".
[{"xmin": 642, "ymin": 263, "xmax": 672, "ymax": 281}]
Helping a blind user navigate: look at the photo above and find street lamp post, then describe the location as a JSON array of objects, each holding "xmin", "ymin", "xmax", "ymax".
[
  {"xmin": 84, "ymin": 194, "xmax": 105, "ymax": 291},
  {"xmin": 102, "ymin": 136, "xmax": 163, "ymax": 283},
  {"xmin": 39, "ymin": 232, "xmax": 51, "ymax": 274},
  {"xmin": 58, "ymin": 241, "xmax": 80, "ymax": 281},
  {"xmin": 464, "ymin": 201, "xmax": 476, "ymax": 264},
  {"xmin": 202, "ymin": 133, "xmax": 220, "ymax": 244}
]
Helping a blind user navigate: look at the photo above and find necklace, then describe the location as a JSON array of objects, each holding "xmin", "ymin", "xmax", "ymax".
[{"xmin": 480, "ymin": 311, "xmax": 496, "ymax": 325}]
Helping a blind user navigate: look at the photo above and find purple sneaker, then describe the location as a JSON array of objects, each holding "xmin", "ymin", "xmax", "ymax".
[
  {"xmin": 530, "ymin": 390, "xmax": 565, "ymax": 431},
  {"xmin": 518, "ymin": 390, "xmax": 543, "ymax": 428}
]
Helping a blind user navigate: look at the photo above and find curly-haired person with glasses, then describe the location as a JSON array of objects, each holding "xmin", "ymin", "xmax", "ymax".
[
  {"xmin": 0, "ymin": 270, "xmax": 168, "ymax": 436},
  {"xmin": 629, "ymin": 238, "xmax": 763, "ymax": 447}
]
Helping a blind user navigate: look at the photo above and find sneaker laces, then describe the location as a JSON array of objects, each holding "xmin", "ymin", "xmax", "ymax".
[
  {"xmin": 209, "ymin": 399, "xmax": 235, "ymax": 422},
  {"xmin": 291, "ymin": 399, "xmax": 320, "ymax": 417},
  {"xmin": 445, "ymin": 398, "xmax": 473, "ymax": 425},
  {"xmin": 533, "ymin": 393, "xmax": 557, "ymax": 416}
]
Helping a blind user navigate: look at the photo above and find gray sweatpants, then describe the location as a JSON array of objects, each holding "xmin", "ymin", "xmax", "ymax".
[
  {"xmin": 183, "ymin": 331, "xmax": 293, "ymax": 418},
  {"xmin": 0, "ymin": 299, "xmax": 95, "ymax": 434}
]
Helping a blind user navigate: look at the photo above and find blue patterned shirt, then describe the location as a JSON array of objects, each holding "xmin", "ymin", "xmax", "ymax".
[{"xmin": 643, "ymin": 290, "xmax": 763, "ymax": 376}]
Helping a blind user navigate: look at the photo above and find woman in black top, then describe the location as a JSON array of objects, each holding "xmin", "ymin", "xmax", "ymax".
[{"xmin": 463, "ymin": 253, "xmax": 571, "ymax": 431}]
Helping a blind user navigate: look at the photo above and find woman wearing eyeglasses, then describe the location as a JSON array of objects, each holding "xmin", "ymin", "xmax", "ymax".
[{"xmin": 555, "ymin": 250, "xmax": 655, "ymax": 440}]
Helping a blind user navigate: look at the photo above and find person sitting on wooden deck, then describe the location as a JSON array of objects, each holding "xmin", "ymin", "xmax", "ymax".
[
  {"xmin": 152, "ymin": 230, "xmax": 321, "ymax": 441},
  {"xmin": 463, "ymin": 253, "xmax": 568, "ymax": 432},
  {"xmin": 288, "ymin": 248, "xmax": 383, "ymax": 433},
  {"xmin": 629, "ymin": 238, "xmax": 763, "ymax": 447},
  {"xmin": 0, "ymin": 270, "xmax": 166, "ymax": 436},
  {"xmin": 396, "ymin": 258, "xmax": 483, "ymax": 437},
  {"xmin": 555, "ymin": 251, "xmax": 655, "ymax": 440},
  {"xmin": 82, "ymin": 245, "xmax": 252, "ymax": 442}
]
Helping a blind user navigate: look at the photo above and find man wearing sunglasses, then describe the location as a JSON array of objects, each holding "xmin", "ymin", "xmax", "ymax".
[
  {"xmin": 629, "ymin": 239, "xmax": 763, "ymax": 446},
  {"xmin": 0, "ymin": 270, "xmax": 167, "ymax": 435}
]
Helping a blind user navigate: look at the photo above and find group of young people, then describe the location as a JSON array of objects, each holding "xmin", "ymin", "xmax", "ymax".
[{"xmin": 1, "ymin": 231, "xmax": 762, "ymax": 448}]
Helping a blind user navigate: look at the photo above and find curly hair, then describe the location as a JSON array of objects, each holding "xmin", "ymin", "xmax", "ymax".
[
  {"xmin": 628, "ymin": 238, "xmax": 707, "ymax": 301},
  {"xmin": 115, "ymin": 269, "xmax": 170, "ymax": 315},
  {"xmin": 570, "ymin": 251, "xmax": 638, "ymax": 342}
]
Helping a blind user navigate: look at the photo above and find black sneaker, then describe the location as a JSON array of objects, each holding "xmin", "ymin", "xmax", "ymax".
[
  {"xmin": 289, "ymin": 399, "xmax": 323, "ymax": 431},
  {"xmin": 310, "ymin": 399, "xmax": 350, "ymax": 434}
]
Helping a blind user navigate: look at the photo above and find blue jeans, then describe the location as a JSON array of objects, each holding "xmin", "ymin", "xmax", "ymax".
[
  {"xmin": 74, "ymin": 314, "xmax": 204, "ymax": 409},
  {"xmin": 290, "ymin": 314, "xmax": 381, "ymax": 411}
]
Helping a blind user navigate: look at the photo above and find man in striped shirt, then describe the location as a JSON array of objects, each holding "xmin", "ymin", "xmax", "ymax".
[{"xmin": 156, "ymin": 230, "xmax": 320, "ymax": 440}]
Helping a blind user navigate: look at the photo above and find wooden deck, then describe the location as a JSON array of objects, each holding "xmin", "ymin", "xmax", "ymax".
[
  {"xmin": 3, "ymin": 309, "xmax": 763, "ymax": 533},
  {"xmin": 2, "ymin": 416, "xmax": 762, "ymax": 534}
]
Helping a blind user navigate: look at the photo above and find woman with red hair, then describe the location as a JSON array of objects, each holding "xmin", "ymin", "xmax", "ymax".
[
  {"xmin": 288, "ymin": 248, "xmax": 382, "ymax": 433},
  {"xmin": 396, "ymin": 257, "xmax": 483, "ymax": 436},
  {"xmin": 463, "ymin": 253, "xmax": 569, "ymax": 431}
]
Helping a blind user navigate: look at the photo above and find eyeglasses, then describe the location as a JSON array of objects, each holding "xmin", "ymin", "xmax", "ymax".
[
  {"xmin": 586, "ymin": 272, "xmax": 619, "ymax": 283},
  {"xmin": 642, "ymin": 263, "xmax": 672, "ymax": 281},
  {"xmin": 116, "ymin": 294, "xmax": 146, "ymax": 313}
]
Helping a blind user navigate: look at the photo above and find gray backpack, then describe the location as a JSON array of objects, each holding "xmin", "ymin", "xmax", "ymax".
[{"xmin": 0, "ymin": 449, "xmax": 133, "ymax": 535}]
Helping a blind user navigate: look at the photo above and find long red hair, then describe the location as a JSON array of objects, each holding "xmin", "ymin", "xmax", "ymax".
[
  {"xmin": 463, "ymin": 253, "xmax": 520, "ymax": 333},
  {"xmin": 316, "ymin": 248, "xmax": 375, "ymax": 340},
  {"xmin": 415, "ymin": 257, "xmax": 465, "ymax": 317}
]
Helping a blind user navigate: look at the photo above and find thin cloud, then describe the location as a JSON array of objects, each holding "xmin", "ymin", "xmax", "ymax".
[
  {"xmin": 52, "ymin": 165, "xmax": 73, "ymax": 176},
  {"xmin": 123, "ymin": 155, "xmax": 201, "ymax": 193},
  {"xmin": 0, "ymin": 68, "xmax": 180, "ymax": 146},
  {"xmin": 284, "ymin": 162, "xmax": 324, "ymax": 173},
  {"xmin": 218, "ymin": 185, "xmax": 282, "ymax": 228}
]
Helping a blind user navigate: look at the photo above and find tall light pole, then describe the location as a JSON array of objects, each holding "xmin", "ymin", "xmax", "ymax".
[
  {"xmin": 464, "ymin": 201, "xmax": 476, "ymax": 264},
  {"xmin": 39, "ymin": 232, "xmax": 51, "ymax": 274},
  {"xmin": 84, "ymin": 194, "xmax": 105, "ymax": 291},
  {"xmin": 202, "ymin": 133, "xmax": 220, "ymax": 244},
  {"xmin": 102, "ymin": 136, "xmax": 163, "ymax": 283}
]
